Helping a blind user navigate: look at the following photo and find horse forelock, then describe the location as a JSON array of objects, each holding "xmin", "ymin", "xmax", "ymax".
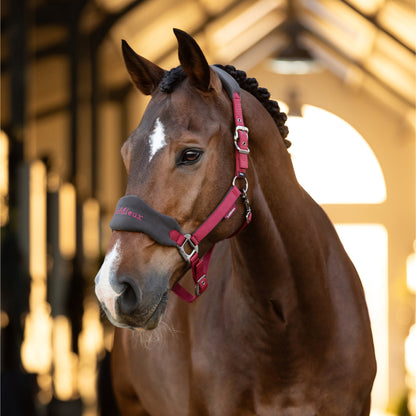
[
  {"xmin": 160, "ymin": 66, "xmax": 187, "ymax": 93},
  {"xmin": 159, "ymin": 65, "xmax": 290, "ymax": 148}
]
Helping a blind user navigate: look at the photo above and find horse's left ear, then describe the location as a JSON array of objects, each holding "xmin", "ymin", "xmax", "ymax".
[{"xmin": 173, "ymin": 28, "xmax": 221, "ymax": 94}]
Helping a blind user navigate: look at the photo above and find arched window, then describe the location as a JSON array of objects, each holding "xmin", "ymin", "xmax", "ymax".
[
  {"xmin": 286, "ymin": 105, "xmax": 389, "ymax": 411},
  {"xmin": 287, "ymin": 105, "xmax": 386, "ymax": 204}
]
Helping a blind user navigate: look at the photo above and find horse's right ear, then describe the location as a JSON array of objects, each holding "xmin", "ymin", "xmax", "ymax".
[{"xmin": 121, "ymin": 40, "xmax": 165, "ymax": 95}]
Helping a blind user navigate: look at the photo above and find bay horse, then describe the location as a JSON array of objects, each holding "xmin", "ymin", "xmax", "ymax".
[{"xmin": 95, "ymin": 29, "xmax": 376, "ymax": 415}]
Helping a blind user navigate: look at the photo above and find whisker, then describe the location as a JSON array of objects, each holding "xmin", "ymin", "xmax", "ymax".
[{"xmin": 132, "ymin": 318, "xmax": 179, "ymax": 350}]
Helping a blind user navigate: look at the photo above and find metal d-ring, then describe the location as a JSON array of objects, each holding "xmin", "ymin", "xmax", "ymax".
[{"xmin": 232, "ymin": 175, "xmax": 248, "ymax": 193}]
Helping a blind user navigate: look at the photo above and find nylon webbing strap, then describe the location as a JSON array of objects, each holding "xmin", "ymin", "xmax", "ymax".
[
  {"xmin": 212, "ymin": 66, "xmax": 249, "ymax": 177},
  {"xmin": 212, "ymin": 66, "xmax": 240, "ymax": 100}
]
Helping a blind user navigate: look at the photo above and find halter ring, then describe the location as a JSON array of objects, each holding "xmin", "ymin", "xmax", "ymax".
[
  {"xmin": 177, "ymin": 234, "xmax": 199, "ymax": 264},
  {"xmin": 232, "ymin": 175, "xmax": 248, "ymax": 193}
]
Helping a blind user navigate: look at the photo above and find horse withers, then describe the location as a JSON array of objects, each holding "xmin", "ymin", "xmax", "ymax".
[{"xmin": 94, "ymin": 29, "xmax": 376, "ymax": 415}]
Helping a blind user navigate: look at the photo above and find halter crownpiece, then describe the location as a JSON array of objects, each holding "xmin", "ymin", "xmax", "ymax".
[{"xmin": 110, "ymin": 66, "xmax": 252, "ymax": 303}]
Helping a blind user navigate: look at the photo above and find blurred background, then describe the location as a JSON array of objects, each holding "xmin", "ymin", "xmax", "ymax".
[{"xmin": 1, "ymin": 0, "xmax": 415, "ymax": 415}]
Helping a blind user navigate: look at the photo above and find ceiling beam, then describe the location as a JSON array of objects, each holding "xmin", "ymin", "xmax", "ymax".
[
  {"xmin": 340, "ymin": 0, "xmax": 415, "ymax": 54},
  {"xmin": 300, "ymin": 27, "xmax": 415, "ymax": 108}
]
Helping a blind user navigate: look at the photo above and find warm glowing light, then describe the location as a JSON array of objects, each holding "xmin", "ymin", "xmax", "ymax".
[
  {"xmin": 104, "ymin": 328, "xmax": 114, "ymax": 352},
  {"xmin": 78, "ymin": 297, "xmax": 104, "ymax": 413},
  {"xmin": 288, "ymin": 105, "xmax": 386, "ymax": 204},
  {"xmin": 406, "ymin": 325, "xmax": 416, "ymax": 415},
  {"xmin": 366, "ymin": 52, "xmax": 415, "ymax": 104},
  {"xmin": 37, "ymin": 373, "xmax": 53, "ymax": 404},
  {"xmin": 83, "ymin": 199, "xmax": 100, "ymax": 260},
  {"xmin": 299, "ymin": 0, "xmax": 376, "ymax": 61},
  {"xmin": 335, "ymin": 224, "xmax": 389, "ymax": 410},
  {"xmin": 53, "ymin": 316, "xmax": 78, "ymax": 400},
  {"xmin": 1, "ymin": 310, "xmax": 9, "ymax": 328},
  {"xmin": 346, "ymin": 0, "xmax": 384, "ymax": 15},
  {"xmin": 407, "ymin": 247, "xmax": 416, "ymax": 294},
  {"xmin": 407, "ymin": 245, "xmax": 416, "ymax": 414},
  {"xmin": 29, "ymin": 161, "xmax": 47, "ymax": 279},
  {"xmin": 268, "ymin": 58, "xmax": 322, "ymax": 75},
  {"xmin": 212, "ymin": 0, "xmax": 285, "ymax": 62},
  {"xmin": 127, "ymin": 3, "xmax": 205, "ymax": 61},
  {"xmin": 59, "ymin": 183, "xmax": 76, "ymax": 259},
  {"xmin": 95, "ymin": 0, "xmax": 132, "ymax": 12},
  {"xmin": 0, "ymin": 131, "xmax": 9, "ymax": 226},
  {"xmin": 378, "ymin": 1, "xmax": 416, "ymax": 50},
  {"xmin": 22, "ymin": 161, "xmax": 53, "ymax": 376},
  {"xmin": 21, "ymin": 300, "xmax": 53, "ymax": 374},
  {"xmin": 212, "ymin": 0, "xmax": 280, "ymax": 46},
  {"xmin": 288, "ymin": 108, "xmax": 389, "ymax": 412}
]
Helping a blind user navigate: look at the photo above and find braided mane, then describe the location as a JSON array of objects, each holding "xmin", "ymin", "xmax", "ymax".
[{"xmin": 160, "ymin": 65, "xmax": 290, "ymax": 148}]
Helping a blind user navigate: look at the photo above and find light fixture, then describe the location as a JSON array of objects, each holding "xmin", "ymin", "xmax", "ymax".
[
  {"xmin": 269, "ymin": 33, "xmax": 321, "ymax": 75},
  {"xmin": 268, "ymin": 2, "xmax": 321, "ymax": 75}
]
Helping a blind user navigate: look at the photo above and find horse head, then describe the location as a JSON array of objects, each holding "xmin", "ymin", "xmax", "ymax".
[{"xmin": 95, "ymin": 29, "xmax": 253, "ymax": 330}]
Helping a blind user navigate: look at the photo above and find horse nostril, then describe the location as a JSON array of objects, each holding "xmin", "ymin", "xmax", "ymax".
[{"xmin": 117, "ymin": 276, "xmax": 142, "ymax": 315}]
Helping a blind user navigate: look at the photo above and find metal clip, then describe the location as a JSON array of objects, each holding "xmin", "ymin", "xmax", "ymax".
[
  {"xmin": 177, "ymin": 234, "xmax": 198, "ymax": 264},
  {"xmin": 241, "ymin": 189, "xmax": 252, "ymax": 223},
  {"xmin": 232, "ymin": 176, "xmax": 252, "ymax": 223}
]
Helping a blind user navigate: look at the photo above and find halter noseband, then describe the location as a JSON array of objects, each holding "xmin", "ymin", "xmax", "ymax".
[{"xmin": 109, "ymin": 66, "xmax": 252, "ymax": 303}]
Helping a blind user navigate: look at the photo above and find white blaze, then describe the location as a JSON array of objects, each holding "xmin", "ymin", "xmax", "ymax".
[
  {"xmin": 95, "ymin": 240, "xmax": 121, "ymax": 318},
  {"xmin": 148, "ymin": 118, "xmax": 167, "ymax": 162}
]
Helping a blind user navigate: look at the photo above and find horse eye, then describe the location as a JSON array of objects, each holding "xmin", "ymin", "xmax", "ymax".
[{"xmin": 178, "ymin": 149, "xmax": 203, "ymax": 165}]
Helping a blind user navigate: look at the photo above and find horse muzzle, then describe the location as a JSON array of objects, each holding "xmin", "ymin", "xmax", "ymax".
[
  {"xmin": 95, "ymin": 271, "xmax": 169, "ymax": 330},
  {"xmin": 94, "ymin": 240, "xmax": 170, "ymax": 330}
]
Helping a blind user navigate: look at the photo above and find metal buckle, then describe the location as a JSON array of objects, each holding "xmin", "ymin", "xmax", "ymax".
[
  {"xmin": 177, "ymin": 234, "xmax": 199, "ymax": 264},
  {"xmin": 234, "ymin": 126, "xmax": 250, "ymax": 154}
]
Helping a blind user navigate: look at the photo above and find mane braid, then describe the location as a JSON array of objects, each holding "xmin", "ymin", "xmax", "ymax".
[{"xmin": 160, "ymin": 65, "xmax": 290, "ymax": 148}]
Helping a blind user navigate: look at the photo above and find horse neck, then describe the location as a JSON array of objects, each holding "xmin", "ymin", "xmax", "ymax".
[{"xmin": 229, "ymin": 107, "xmax": 335, "ymax": 329}]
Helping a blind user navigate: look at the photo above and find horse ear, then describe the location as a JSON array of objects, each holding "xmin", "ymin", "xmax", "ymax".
[
  {"xmin": 121, "ymin": 40, "xmax": 165, "ymax": 95},
  {"xmin": 173, "ymin": 28, "xmax": 221, "ymax": 94}
]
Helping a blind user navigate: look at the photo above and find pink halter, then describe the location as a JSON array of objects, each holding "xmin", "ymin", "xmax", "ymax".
[{"xmin": 110, "ymin": 66, "xmax": 252, "ymax": 302}]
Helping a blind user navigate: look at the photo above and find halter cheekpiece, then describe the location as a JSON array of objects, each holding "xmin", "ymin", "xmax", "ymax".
[{"xmin": 109, "ymin": 66, "xmax": 252, "ymax": 303}]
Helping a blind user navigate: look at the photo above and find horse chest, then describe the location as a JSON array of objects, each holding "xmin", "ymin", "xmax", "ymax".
[
  {"xmin": 114, "ymin": 291, "xmax": 367, "ymax": 416},
  {"xmin": 120, "ymin": 338, "xmax": 322, "ymax": 416}
]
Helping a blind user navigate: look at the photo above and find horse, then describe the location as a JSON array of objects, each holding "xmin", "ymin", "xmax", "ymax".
[{"xmin": 94, "ymin": 28, "xmax": 376, "ymax": 415}]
